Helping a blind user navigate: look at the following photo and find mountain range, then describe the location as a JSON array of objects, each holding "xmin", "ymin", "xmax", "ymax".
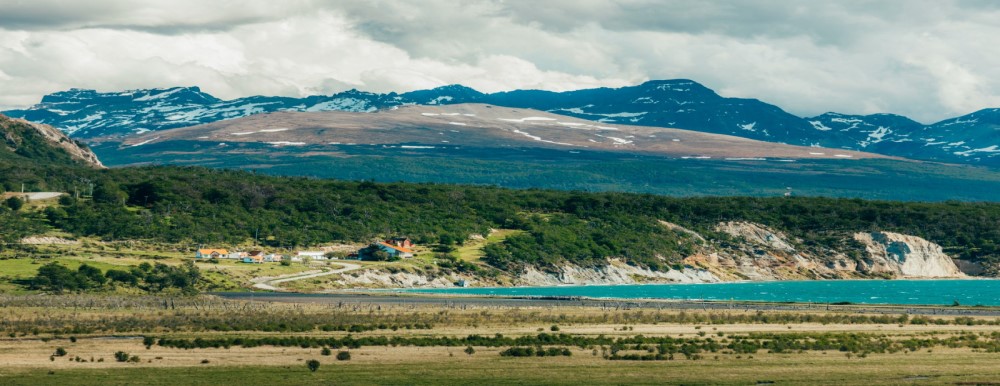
[{"xmin": 5, "ymin": 80, "xmax": 998, "ymax": 166}]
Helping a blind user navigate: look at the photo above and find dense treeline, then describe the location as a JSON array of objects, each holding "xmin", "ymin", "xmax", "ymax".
[
  {"xmin": 152, "ymin": 331, "xmax": 1000, "ymax": 355},
  {"xmin": 27, "ymin": 261, "xmax": 201, "ymax": 294},
  {"xmin": 5, "ymin": 165, "xmax": 1000, "ymax": 272}
]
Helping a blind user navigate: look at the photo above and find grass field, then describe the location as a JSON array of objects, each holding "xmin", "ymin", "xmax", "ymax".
[
  {"xmin": 2, "ymin": 347, "xmax": 999, "ymax": 385},
  {"xmin": 1, "ymin": 295, "xmax": 999, "ymax": 385}
]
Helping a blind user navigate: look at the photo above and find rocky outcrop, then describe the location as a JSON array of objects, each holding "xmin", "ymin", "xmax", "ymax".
[
  {"xmin": 19, "ymin": 236, "xmax": 79, "ymax": 245},
  {"xmin": 715, "ymin": 221, "xmax": 796, "ymax": 252},
  {"xmin": 515, "ymin": 260, "xmax": 720, "ymax": 286},
  {"xmin": 331, "ymin": 270, "xmax": 458, "ymax": 288},
  {"xmin": 852, "ymin": 231, "xmax": 964, "ymax": 277}
]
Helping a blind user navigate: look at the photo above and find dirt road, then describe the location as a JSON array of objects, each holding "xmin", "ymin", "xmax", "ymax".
[{"xmin": 251, "ymin": 262, "xmax": 361, "ymax": 291}]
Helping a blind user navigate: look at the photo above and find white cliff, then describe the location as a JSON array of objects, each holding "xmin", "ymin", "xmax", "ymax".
[{"xmin": 853, "ymin": 231, "xmax": 964, "ymax": 277}]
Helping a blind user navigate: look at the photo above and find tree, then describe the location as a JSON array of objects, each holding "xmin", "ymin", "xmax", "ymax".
[
  {"xmin": 325, "ymin": 251, "xmax": 348, "ymax": 260},
  {"xmin": 77, "ymin": 264, "xmax": 106, "ymax": 287},
  {"xmin": 306, "ymin": 359, "xmax": 320, "ymax": 372},
  {"xmin": 92, "ymin": 181, "xmax": 127, "ymax": 205},
  {"xmin": 31, "ymin": 262, "xmax": 79, "ymax": 293},
  {"xmin": 5, "ymin": 196, "xmax": 23, "ymax": 211},
  {"xmin": 336, "ymin": 351, "xmax": 351, "ymax": 361}
]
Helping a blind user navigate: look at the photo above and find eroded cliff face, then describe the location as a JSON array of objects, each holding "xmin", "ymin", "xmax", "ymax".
[
  {"xmin": 328, "ymin": 222, "xmax": 968, "ymax": 289},
  {"xmin": 514, "ymin": 260, "xmax": 720, "ymax": 286},
  {"xmin": 852, "ymin": 231, "xmax": 964, "ymax": 278}
]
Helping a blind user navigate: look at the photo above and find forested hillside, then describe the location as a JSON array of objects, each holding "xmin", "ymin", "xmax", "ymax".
[{"xmin": 7, "ymin": 166, "xmax": 996, "ymax": 273}]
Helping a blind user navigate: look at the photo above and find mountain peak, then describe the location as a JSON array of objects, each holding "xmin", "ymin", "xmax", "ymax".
[
  {"xmin": 635, "ymin": 79, "xmax": 718, "ymax": 98},
  {"xmin": 400, "ymin": 84, "xmax": 484, "ymax": 105}
]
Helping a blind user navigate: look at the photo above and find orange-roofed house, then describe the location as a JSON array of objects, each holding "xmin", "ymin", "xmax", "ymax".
[
  {"xmin": 376, "ymin": 241, "xmax": 414, "ymax": 259},
  {"xmin": 196, "ymin": 249, "xmax": 228, "ymax": 259}
]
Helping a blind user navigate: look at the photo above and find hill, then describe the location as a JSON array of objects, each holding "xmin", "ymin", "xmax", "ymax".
[
  {"xmin": 117, "ymin": 104, "xmax": 885, "ymax": 161},
  {"xmin": 88, "ymin": 104, "xmax": 1000, "ymax": 202},
  {"xmin": 0, "ymin": 114, "xmax": 103, "ymax": 169}
]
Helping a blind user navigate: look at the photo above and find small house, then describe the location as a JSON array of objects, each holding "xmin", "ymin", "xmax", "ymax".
[
  {"xmin": 242, "ymin": 255, "xmax": 263, "ymax": 264},
  {"xmin": 196, "ymin": 249, "xmax": 228, "ymax": 259},
  {"xmin": 227, "ymin": 251, "xmax": 247, "ymax": 260},
  {"xmin": 264, "ymin": 253, "xmax": 283, "ymax": 262}
]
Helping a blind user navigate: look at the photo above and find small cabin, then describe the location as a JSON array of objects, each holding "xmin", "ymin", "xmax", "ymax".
[{"xmin": 242, "ymin": 255, "xmax": 263, "ymax": 264}]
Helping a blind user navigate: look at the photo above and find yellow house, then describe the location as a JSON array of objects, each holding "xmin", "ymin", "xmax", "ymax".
[{"xmin": 196, "ymin": 249, "xmax": 229, "ymax": 259}]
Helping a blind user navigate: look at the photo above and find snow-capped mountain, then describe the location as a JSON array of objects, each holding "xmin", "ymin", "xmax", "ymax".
[
  {"xmin": 805, "ymin": 110, "xmax": 1000, "ymax": 164},
  {"xmin": 4, "ymin": 80, "xmax": 998, "ymax": 166},
  {"xmin": 3, "ymin": 87, "xmax": 404, "ymax": 138}
]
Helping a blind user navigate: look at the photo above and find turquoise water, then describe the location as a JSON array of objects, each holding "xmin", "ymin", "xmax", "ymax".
[{"xmin": 401, "ymin": 280, "xmax": 1000, "ymax": 306}]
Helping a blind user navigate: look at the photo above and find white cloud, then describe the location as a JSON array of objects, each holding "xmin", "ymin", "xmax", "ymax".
[{"xmin": 1, "ymin": 0, "xmax": 1000, "ymax": 123}]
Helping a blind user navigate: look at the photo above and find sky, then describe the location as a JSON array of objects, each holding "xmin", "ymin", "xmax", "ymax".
[{"xmin": 2, "ymin": 0, "xmax": 1000, "ymax": 123}]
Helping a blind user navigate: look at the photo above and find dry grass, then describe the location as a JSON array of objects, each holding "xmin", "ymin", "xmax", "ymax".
[{"xmin": 1, "ymin": 298, "xmax": 1000, "ymax": 384}]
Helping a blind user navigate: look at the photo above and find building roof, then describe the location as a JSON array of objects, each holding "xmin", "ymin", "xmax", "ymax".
[
  {"xmin": 378, "ymin": 241, "xmax": 413, "ymax": 254},
  {"xmin": 198, "ymin": 249, "xmax": 229, "ymax": 255}
]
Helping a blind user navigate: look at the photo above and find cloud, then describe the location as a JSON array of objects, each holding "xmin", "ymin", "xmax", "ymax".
[{"xmin": 2, "ymin": 0, "xmax": 1000, "ymax": 122}]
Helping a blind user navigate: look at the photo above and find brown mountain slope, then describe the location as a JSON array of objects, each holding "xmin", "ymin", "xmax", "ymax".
[
  {"xmin": 0, "ymin": 114, "xmax": 104, "ymax": 168},
  {"xmin": 121, "ymin": 104, "xmax": 892, "ymax": 161}
]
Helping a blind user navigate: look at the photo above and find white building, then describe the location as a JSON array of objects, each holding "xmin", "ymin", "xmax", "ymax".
[{"xmin": 296, "ymin": 251, "xmax": 326, "ymax": 260}]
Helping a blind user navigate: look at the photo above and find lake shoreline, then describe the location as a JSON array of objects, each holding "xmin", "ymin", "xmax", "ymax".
[{"xmin": 213, "ymin": 290, "xmax": 1000, "ymax": 317}]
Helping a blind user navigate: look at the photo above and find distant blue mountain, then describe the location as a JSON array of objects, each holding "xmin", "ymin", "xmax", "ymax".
[{"xmin": 4, "ymin": 80, "xmax": 998, "ymax": 166}]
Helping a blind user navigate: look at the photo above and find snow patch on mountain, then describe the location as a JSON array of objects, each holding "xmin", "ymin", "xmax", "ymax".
[
  {"xmin": 499, "ymin": 117, "xmax": 558, "ymax": 123},
  {"xmin": 809, "ymin": 121, "xmax": 832, "ymax": 131},
  {"xmin": 954, "ymin": 145, "xmax": 1000, "ymax": 156},
  {"xmin": 306, "ymin": 98, "xmax": 374, "ymax": 112}
]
